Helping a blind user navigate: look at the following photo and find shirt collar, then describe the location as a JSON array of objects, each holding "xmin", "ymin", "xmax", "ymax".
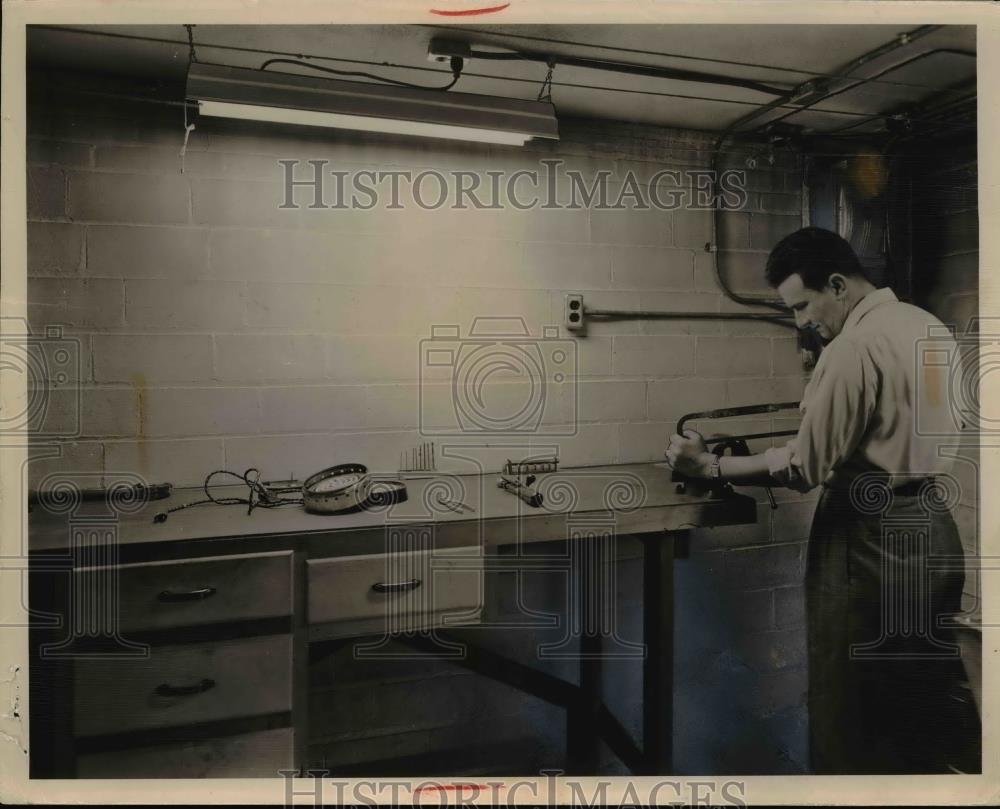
[{"xmin": 841, "ymin": 286, "xmax": 897, "ymax": 334}]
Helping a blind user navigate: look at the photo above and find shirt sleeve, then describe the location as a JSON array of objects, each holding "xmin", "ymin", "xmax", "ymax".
[{"xmin": 763, "ymin": 337, "xmax": 878, "ymax": 491}]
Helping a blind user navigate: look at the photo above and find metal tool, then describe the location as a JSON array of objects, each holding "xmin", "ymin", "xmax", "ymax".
[
  {"xmin": 433, "ymin": 492, "xmax": 475, "ymax": 514},
  {"xmin": 671, "ymin": 401, "xmax": 802, "ymax": 510},
  {"xmin": 502, "ymin": 456, "xmax": 558, "ymax": 476},
  {"xmin": 302, "ymin": 464, "xmax": 407, "ymax": 515},
  {"xmin": 399, "ymin": 441, "xmax": 437, "ymax": 474}
]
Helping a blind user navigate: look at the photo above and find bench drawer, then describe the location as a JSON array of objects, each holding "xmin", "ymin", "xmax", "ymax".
[
  {"xmin": 74, "ymin": 634, "xmax": 292, "ymax": 737},
  {"xmin": 75, "ymin": 727, "xmax": 294, "ymax": 778},
  {"xmin": 74, "ymin": 551, "xmax": 292, "ymax": 633},
  {"xmin": 307, "ymin": 546, "xmax": 483, "ymax": 637}
]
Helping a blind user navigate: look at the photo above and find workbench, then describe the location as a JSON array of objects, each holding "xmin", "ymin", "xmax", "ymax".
[{"xmin": 27, "ymin": 462, "xmax": 756, "ymax": 778}]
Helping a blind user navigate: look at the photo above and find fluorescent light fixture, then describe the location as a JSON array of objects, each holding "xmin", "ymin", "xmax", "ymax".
[{"xmin": 187, "ymin": 63, "xmax": 559, "ymax": 147}]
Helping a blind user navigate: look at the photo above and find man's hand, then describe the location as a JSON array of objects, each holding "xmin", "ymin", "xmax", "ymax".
[{"xmin": 665, "ymin": 430, "xmax": 714, "ymax": 478}]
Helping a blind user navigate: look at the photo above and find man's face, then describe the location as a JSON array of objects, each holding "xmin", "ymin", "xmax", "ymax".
[{"xmin": 776, "ymin": 273, "xmax": 846, "ymax": 341}]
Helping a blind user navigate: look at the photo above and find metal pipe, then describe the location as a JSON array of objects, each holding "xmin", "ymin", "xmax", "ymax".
[
  {"xmin": 584, "ymin": 308, "xmax": 796, "ymax": 328},
  {"xmin": 706, "ymin": 25, "xmax": 943, "ymax": 312},
  {"xmin": 467, "ymin": 48, "xmax": 790, "ymax": 98}
]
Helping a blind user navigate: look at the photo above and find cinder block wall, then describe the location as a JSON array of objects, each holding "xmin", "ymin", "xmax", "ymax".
[
  {"xmin": 25, "ymin": 70, "xmax": 812, "ymax": 773},
  {"xmin": 911, "ymin": 139, "xmax": 980, "ymax": 621}
]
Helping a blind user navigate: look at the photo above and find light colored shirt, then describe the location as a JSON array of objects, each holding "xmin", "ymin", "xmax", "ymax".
[{"xmin": 764, "ymin": 287, "xmax": 965, "ymax": 492}]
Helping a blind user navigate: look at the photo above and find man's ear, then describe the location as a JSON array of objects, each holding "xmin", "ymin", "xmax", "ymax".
[{"xmin": 827, "ymin": 273, "xmax": 848, "ymax": 298}]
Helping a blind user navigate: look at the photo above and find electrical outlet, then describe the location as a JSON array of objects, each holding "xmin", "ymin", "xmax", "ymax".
[{"xmin": 564, "ymin": 293, "xmax": 584, "ymax": 331}]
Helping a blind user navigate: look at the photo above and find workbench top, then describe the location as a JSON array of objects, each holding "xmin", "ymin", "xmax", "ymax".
[{"xmin": 28, "ymin": 463, "xmax": 756, "ymax": 560}]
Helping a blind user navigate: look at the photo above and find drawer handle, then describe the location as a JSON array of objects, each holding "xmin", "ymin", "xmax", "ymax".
[
  {"xmin": 154, "ymin": 678, "xmax": 216, "ymax": 698},
  {"xmin": 157, "ymin": 587, "xmax": 217, "ymax": 603},
  {"xmin": 371, "ymin": 578, "xmax": 422, "ymax": 594}
]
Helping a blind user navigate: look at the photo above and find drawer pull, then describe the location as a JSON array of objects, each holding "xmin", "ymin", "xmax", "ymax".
[
  {"xmin": 371, "ymin": 578, "xmax": 422, "ymax": 594},
  {"xmin": 154, "ymin": 678, "xmax": 216, "ymax": 698},
  {"xmin": 157, "ymin": 587, "xmax": 217, "ymax": 603}
]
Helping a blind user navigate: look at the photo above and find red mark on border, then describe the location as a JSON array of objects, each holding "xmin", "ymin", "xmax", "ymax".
[
  {"xmin": 414, "ymin": 783, "xmax": 499, "ymax": 792},
  {"xmin": 429, "ymin": 3, "xmax": 510, "ymax": 16}
]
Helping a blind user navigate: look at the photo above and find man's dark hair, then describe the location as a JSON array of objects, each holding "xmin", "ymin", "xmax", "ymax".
[{"xmin": 764, "ymin": 226, "xmax": 871, "ymax": 291}]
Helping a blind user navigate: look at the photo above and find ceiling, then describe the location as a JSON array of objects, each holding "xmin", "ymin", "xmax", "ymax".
[{"xmin": 26, "ymin": 23, "xmax": 976, "ymax": 135}]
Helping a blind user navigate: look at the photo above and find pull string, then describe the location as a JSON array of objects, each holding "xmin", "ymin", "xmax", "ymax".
[
  {"xmin": 179, "ymin": 24, "xmax": 198, "ymax": 172},
  {"xmin": 537, "ymin": 60, "xmax": 555, "ymax": 102}
]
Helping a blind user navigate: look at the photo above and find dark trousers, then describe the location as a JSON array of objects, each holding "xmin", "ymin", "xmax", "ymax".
[{"xmin": 806, "ymin": 485, "xmax": 981, "ymax": 774}]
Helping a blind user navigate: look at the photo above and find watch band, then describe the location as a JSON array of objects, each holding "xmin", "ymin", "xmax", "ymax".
[{"xmin": 708, "ymin": 455, "xmax": 722, "ymax": 480}]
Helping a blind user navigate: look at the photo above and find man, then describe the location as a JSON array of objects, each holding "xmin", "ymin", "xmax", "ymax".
[{"xmin": 665, "ymin": 226, "xmax": 980, "ymax": 774}]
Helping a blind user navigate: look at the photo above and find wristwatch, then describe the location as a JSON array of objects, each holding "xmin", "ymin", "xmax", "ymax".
[{"xmin": 707, "ymin": 454, "xmax": 722, "ymax": 480}]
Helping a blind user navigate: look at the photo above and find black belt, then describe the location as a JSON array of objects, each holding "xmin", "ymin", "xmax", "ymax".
[{"xmin": 824, "ymin": 476, "xmax": 937, "ymax": 497}]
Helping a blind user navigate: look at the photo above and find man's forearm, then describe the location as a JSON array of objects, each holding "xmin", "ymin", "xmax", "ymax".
[{"xmin": 718, "ymin": 452, "xmax": 780, "ymax": 487}]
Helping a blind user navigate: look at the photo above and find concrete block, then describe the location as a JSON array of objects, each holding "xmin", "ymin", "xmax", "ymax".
[
  {"xmin": 522, "ymin": 206, "xmax": 590, "ymax": 244},
  {"xmin": 737, "ymin": 627, "xmax": 807, "ymax": 673},
  {"xmin": 27, "ymin": 222, "xmax": 86, "ymax": 276},
  {"xmin": 215, "ymin": 334, "xmax": 319, "ymax": 384},
  {"xmin": 126, "ymin": 279, "xmax": 244, "ymax": 330},
  {"xmin": 726, "ymin": 376, "xmax": 806, "ymax": 407},
  {"xmin": 672, "ymin": 209, "xmax": 712, "ymax": 250},
  {"xmin": 141, "ymin": 387, "xmax": 261, "ymax": 438},
  {"xmin": 573, "ymin": 336, "xmax": 613, "ymax": 376},
  {"xmin": 753, "ymin": 667, "xmax": 808, "ymax": 717},
  {"xmin": 93, "ymin": 334, "xmax": 214, "ymax": 383},
  {"xmin": 104, "ymin": 438, "xmax": 224, "ymax": 487},
  {"xmin": 690, "ymin": 507, "xmax": 771, "ymax": 550},
  {"xmin": 577, "ymin": 380, "xmax": 646, "ymax": 423},
  {"xmin": 28, "ymin": 278, "xmax": 124, "ymax": 330},
  {"xmin": 590, "ymin": 205, "xmax": 672, "ymax": 247},
  {"xmin": 717, "ymin": 211, "xmax": 751, "ymax": 249},
  {"xmin": 714, "ymin": 250, "xmax": 771, "ymax": 295},
  {"xmin": 364, "ymin": 384, "xmax": 421, "ymax": 430},
  {"xmin": 327, "ymin": 335, "xmax": 422, "ymax": 383},
  {"xmin": 612, "ymin": 335, "xmax": 695, "ymax": 377},
  {"xmin": 28, "ymin": 139, "xmax": 93, "ymax": 169},
  {"xmin": 635, "ymin": 291, "xmax": 722, "ymax": 336},
  {"xmin": 209, "ymin": 228, "xmax": 333, "ymax": 283},
  {"xmin": 28, "ymin": 387, "xmax": 138, "ymax": 438},
  {"xmin": 530, "ymin": 423, "xmax": 618, "ymax": 467},
  {"xmin": 94, "ymin": 145, "xmax": 226, "ymax": 176},
  {"xmin": 757, "ymin": 192, "xmax": 801, "ymax": 215},
  {"xmin": 520, "ymin": 242, "xmax": 612, "ymax": 290},
  {"xmin": 696, "ymin": 336, "xmax": 770, "ymax": 378},
  {"xmin": 610, "ymin": 246, "xmax": 694, "ymax": 290},
  {"xmin": 750, "ymin": 214, "xmax": 801, "ymax": 251},
  {"xmin": 616, "ymin": 421, "xmax": 671, "ymax": 463},
  {"xmin": 68, "ymin": 172, "xmax": 189, "ymax": 224},
  {"xmin": 316, "ymin": 429, "xmax": 422, "ymax": 474},
  {"xmin": 27, "ymin": 167, "xmax": 66, "ymax": 220},
  {"xmin": 774, "ymin": 585, "xmax": 806, "ymax": 629},
  {"xmin": 726, "ymin": 542, "xmax": 803, "ymax": 588},
  {"xmin": 771, "ymin": 337, "xmax": 805, "ymax": 376},
  {"xmin": 726, "ymin": 588, "xmax": 775, "ymax": 632},
  {"xmin": 28, "ymin": 441, "xmax": 104, "ymax": 490},
  {"xmin": 45, "ymin": 114, "xmax": 138, "ymax": 144},
  {"xmin": 191, "ymin": 178, "xmax": 298, "ymax": 228},
  {"xmin": 647, "ymin": 378, "xmax": 727, "ymax": 422},
  {"xmin": 261, "ymin": 385, "xmax": 369, "ymax": 433},
  {"xmin": 87, "ymin": 225, "xmax": 210, "ymax": 279}
]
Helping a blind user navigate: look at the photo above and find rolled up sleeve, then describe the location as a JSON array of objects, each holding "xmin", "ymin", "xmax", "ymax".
[{"xmin": 764, "ymin": 338, "xmax": 878, "ymax": 492}]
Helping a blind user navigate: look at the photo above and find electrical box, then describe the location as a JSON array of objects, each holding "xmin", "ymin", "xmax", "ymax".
[{"xmin": 564, "ymin": 294, "xmax": 584, "ymax": 331}]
